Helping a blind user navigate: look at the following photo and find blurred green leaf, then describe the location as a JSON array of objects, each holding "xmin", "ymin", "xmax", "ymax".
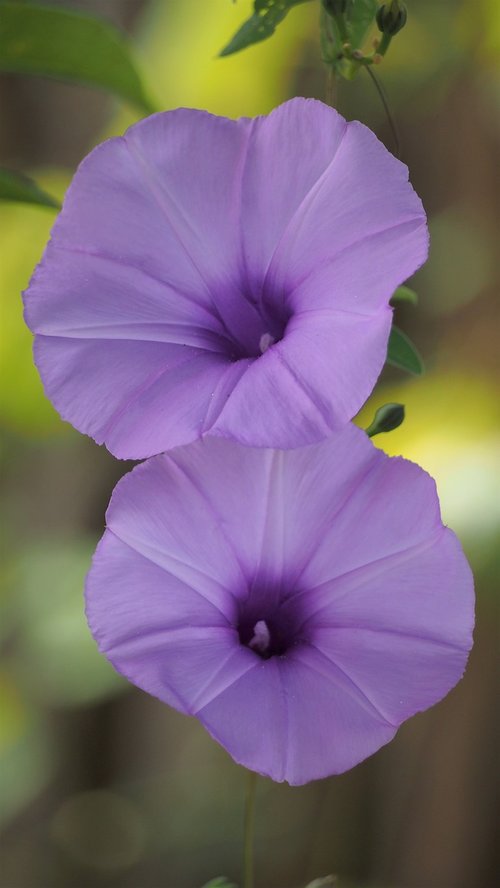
[
  {"xmin": 0, "ymin": 676, "xmax": 52, "ymax": 827},
  {"xmin": 220, "ymin": 0, "xmax": 313, "ymax": 56},
  {"xmin": 390, "ymin": 284, "xmax": 418, "ymax": 305},
  {"xmin": 365, "ymin": 402, "xmax": 405, "ymax": 437},
  {"xmin": 0, "ymin": 1, "xmax": 155, "ymax": 113},
  {"xmin": 347, "ymin": 0, "xmax": 378, "ymax": 49},
  {"xmin": 7, "ymin": 541, "xmax": 125, "ymax": 707},
  {"xmin": 0, "ymin": 182, "xmax": 72, "ymax": 436},
  {"xmin": 387, "ymin": 325, "xmax": 424, "ymax": 375},
  {"xmin": 0, "ymin": 166, "xmax": 60, "ymax": 210}
]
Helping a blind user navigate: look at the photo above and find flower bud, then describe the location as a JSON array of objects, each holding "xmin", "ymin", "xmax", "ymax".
[
  {"xmin": 376, "ymin": 1, "xmax": 408, "ymax": 36},
  {"xmin": 365, "ymin": 403, "xmax": 405, "ymax": 437}
]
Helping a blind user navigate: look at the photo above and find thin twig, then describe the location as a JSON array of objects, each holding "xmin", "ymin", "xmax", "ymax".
[{"xmin": 364, "ymin": 64, "xmax": 401, "ymax": 158}]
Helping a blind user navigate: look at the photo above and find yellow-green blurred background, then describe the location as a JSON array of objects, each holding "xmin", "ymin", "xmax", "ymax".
[{"xmin": 1, "ymin": 1, "xmax": 499, "ymax": 886}]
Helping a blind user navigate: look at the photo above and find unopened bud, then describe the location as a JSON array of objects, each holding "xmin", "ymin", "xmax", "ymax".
[
  {"xmin": 376, "ymin": 1, "xmax": 407, "ymax": 36},
  {"xmin": 365, "ymin": 403, "xmax": 405, "ymax": 438}
]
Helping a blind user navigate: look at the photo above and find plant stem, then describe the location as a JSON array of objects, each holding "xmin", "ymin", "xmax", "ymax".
[
  {"xmin": 326, "ymin": 66, "xmax": 338, "ymax": 107},
  {"xmin": 377, "ymin": 32, "xmax": 392, "ymax": 56},
  {"xmin": 243, "ymin": 770, "xmax": 257, "ymax": 888},
  {"xmin": 364, "ymin": 64, "xmax": 401, "ymax": 158}
]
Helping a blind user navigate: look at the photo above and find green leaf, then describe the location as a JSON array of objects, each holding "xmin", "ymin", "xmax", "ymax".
[
  {"xmin": 346, "ymin": 0, "xmax": 378, "ymax": 50},
  {"xmin": 326, "ymin": 0, "xmax": 378, "ymax": 80},
  {"xmin": 390, "ymin": 285, "xmax": 418, "ymax": 306},
  {"xmin": 365, "ymin": 402, "xmax": 405, "ymax": 437},
  {"xmin": 387, "ymin": 325, "xmax": 424, "ymax": 375},
  {"xmin": 220, "ymin": 0, "xmax": 313, "ymax": 56},
  {"xmin": 6, "ymin": 540, "xmax": 125, "ymax": 708},
  {"xmin": 0, "ymin": 2, "xmax": 154, "ymax": 113},
  {"xmin": 0, "ymin": 167, "xmax": 60, "ymax": 210}
]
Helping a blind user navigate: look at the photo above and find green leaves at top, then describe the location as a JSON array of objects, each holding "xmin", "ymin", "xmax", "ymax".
[
  {"xmin": 0, "ymin": 166, "xmax": 60, "ymax": 210},
  {"xmin": 0, "ymin": 2, "xmax": 155, "ymax": 113},
  {"xmin": 220, "ymin": 0, "xmax": 314, "ymax": 56},
  {"xmin": 323, "ymin": 0, "xmax": 378, "ymax": 79},
  {"xmin": 346, "ymin": 0, "xmax": 378, "ymax": 50},
  {"xmin": 387, "ymin": 325, "xmax": 424, "ymax": 376}
]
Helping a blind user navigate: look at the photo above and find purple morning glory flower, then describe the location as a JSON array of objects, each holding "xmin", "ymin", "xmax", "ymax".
[
  {"xmin": 85, "ymin": 425, "xmax": 474, "ymax": 784},
  {"xmin": 24, "ymin": 99, "xmax": 428, "ymax": 459}
]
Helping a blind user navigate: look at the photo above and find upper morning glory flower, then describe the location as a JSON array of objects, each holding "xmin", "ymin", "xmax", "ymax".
[
  {"xmin": 24, "ymin": 99, "xmax": 428, "ymax": 459},
  {"xmin": 85, "ymin": 425, "xmax": 474, "ymax": 784}
]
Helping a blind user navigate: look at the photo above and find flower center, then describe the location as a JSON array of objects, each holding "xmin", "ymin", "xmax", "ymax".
[
  {"xmin": 259, "ymin": 332, "xmax": 275, "ymax": 354},
  {"xmin": 219, "ymin": 291, "xmax": 292, "ymax": 361},
  {"xmin": 248, "ymin": 619, "xmax": 272, "ymax": 655},
  {"xmin": 237, "ymin": 592, "xmax": 308, "ymax": 660},
  {"xmin": 239, "ymin": 616, "xmax": 290, "ymax": 659}
]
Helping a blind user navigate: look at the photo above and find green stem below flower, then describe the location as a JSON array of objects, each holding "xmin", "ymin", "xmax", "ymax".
[{"xmin": 243, "ymin": 770, "xmax": 257, "ymax": 888}]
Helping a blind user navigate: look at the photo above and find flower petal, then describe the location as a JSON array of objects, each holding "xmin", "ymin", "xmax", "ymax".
[
  {"xmin": 163, "ymin": 429, "xmax": 373, "ymax": 589},
  {"xmin": 125, "ymin": 110, "xmax": 272, "ymax": 353},
  {"xmin": 197, "ymin": 649, "xmax": 395, "ymax": 784},
  {"xmin": 270, "ymin": 307, "xmax": 393, "ymax": 437},
  {"xmin": 288, "ymin": 217, "xmax": 428, "ymax": 317},
  {"xmin": 24, "ymin": 100, "xmax": 429, "ymax": 456},
  {"xmin": 38, "ymin": 109, "xmax": 250, "ymax": 306},
  {"xmin": 312, "ymin": 623, "xmax": 470, "ymax": 729},
  {"xmin": 86, "ymin": 532, "xmax": 234, "ymax": 711},
  {"xmin": 304, "ymin": 529, "xmax": 474, "ymax": 652},
  {"xmin": 102, "ymin": 453, "xmax": 247, "ymax": 602},
  {"xmin": 33, "ymin": 336, "xmax": 235, "ymax": 459},
  {"xmin": 85, "ymin": 427, "xmax": 474, "ymax": 783},
  {"xmin": 26, "ymin": 243, "xmax": 224, "ymax": 345},
  {"xmin": 296, "ymin": 446, "xmax": 444, "ymax": 592},
  {"xmin": 196, "ymin": 658, "xmax": 289, "ymax": 782},
  {"xmin": 23, "ymin": 109, "xmax": 269, "ymax": 457},
  {"xmin": 209, "ymin": 346, "xmax": 336, "ymax": 447},
  {"xmin": 278, "ymin": 648, "xmax": 396, "ymax": 783},
  {"xmin": 264, "ymin": 115, "xmax": 427, "ymax": 300},
  {"xmin": 86, "ymin": 462, "xmax": 257, "ymax": 715},
  {"xmin": 239, "ymin": 98, "xmax": 347, "ymax": 285}
]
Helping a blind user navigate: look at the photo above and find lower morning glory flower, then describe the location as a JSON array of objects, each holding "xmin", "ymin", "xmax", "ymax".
[
  {"xmin": 24, "ymin": 98, "xmax": 428, "ymax": 459},
  {"xmin": 85, "ymin": 425, "xmax": 474, "ymax": 784}
]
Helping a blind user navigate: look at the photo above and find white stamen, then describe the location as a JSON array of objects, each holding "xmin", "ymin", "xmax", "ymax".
[
  {"xmin": 248, "ymin": 619, "xmax": 271, "ymax": 655},
  {"xmin": 259, "ymin": 332, "xmax": 275, "ymax": 354}
]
